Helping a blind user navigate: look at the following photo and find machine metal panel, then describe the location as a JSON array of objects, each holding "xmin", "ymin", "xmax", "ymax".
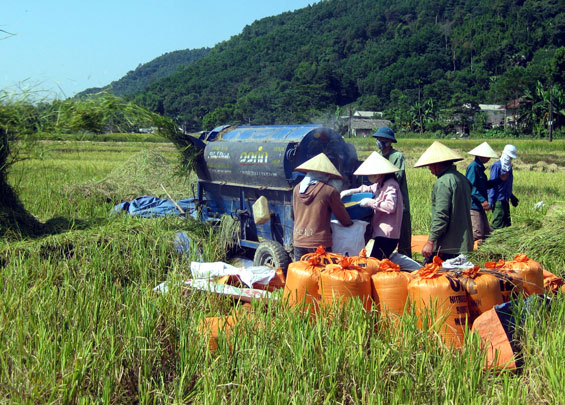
[
  {"xmin": 204, "ymin": 141, "xmax": 292, "ymax": 189},
  {"xmin": 221, "ymin": 125, "xmax": 321, "ymax": 142}
]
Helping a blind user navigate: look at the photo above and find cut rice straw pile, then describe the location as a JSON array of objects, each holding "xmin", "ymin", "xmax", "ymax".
[
  {"xmin": 469, "ymin": 210, "xmax": 565, "ymax": 275},
  {"xmin": 65, "ymin": 150, "xmax": 191, "ymax": 203}
]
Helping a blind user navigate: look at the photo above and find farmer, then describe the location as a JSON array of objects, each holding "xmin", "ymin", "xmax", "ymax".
[
  {"xmin": 465, "ymin": 142, "xmax": 509, "ymax": 243},
  {"xmin": 373, "ymin": 126, "xmax": 412, "ymax": 258},
  {"xmin": 340, "ymin": 151, "xmax": 403, "ymax": 260},
  {"xmin": 414, "ymin": 141, "xmax": 473, "ymax": 263},
  {"xmin": 292, "ymin": 153, "xmax": 352, "ymax": 261},
  {"xmin": 488, "ymin": 144, "xmax": 519, "ymax": 229}
]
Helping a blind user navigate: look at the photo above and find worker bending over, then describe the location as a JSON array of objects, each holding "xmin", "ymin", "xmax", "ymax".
[
  {"xmin": 340, "ymin": 152, "xmax": 403, "ymax": 260},
  {"xmin": 292, "ymin": 153, "xmax": 352, "ymax": 261}
]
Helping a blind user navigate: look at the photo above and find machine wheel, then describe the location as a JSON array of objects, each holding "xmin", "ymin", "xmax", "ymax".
[{"xmin": 253, "ymin": 240, "xmax": 291, "ymax": 271}]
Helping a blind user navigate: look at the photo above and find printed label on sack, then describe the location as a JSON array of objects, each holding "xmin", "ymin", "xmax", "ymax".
[{"xmin": 446, "ymin": 275, "xmax": 462, "ymax": 292}]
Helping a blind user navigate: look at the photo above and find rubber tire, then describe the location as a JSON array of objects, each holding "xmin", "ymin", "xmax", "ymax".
[{"xmin": 253, "ymin": 240, "xmax": 291, "ymax": 271}]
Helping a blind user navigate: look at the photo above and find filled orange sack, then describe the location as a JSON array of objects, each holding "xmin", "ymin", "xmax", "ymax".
[
  {"xmin": 471, "ymin": 308, "xmax": 516, "ymax": 371},
  {"xmin": 319, "ymin": 257, "xmax": 372, "ymax": 311},
  {"xmin": 485, "ymin": 260, "xmax": 524, "ymax": 302},
  {"xmin": 301, "ymin": 245, "xmax": 343, "ymax": 265},
  {"xmin": 349, "ymin": 248, "xmax": 381, "ymax": 275},
  {"xmin": 502, "ymin": 254, "xmax": 544, "ymax": 296},
  {"xmin": 542, "ymin": 269, "xmax": 564, "ymax": 294},
  {"xmin": 198, "ymin": 315, "xmax": 238, "ymax": 352},
  {"xmin": 408, "ymin": 257, "xmax": 470, "ymax": 348},
  {"xmin": 371, "ymin": 259, "xmax": 414, "ymax": 317},
  {"xmin": 411, "ymin": 235, "xmax": 429, "ymax": 254},
  {"xmin": 283, "ymin": 256, "xmax": 325, "ymax": 313},
  {"xmin": 412, "ymin": 235, "xmax": 479, "ymax": 254},
  {"xmin": 456, "ymin": 265, "xmax": 504, "ymax": 326},
  {"xmin": 265, "ymin": 267, "xmax": 286, "ymax": 291}
]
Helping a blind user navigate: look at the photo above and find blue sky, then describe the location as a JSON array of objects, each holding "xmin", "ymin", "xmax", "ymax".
[{"xmin": 2, "ymin": 1, "xmax": 314, "ymax": 98}]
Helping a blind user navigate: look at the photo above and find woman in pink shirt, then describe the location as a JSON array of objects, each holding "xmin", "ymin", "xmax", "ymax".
[{"xmin": 341, "ymin": 152, "xmax": 404, "ymax": 259}]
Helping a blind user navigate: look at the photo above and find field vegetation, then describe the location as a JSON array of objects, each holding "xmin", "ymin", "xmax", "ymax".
[{"xmin": 0, "ymin": 136, "xmax": 564, "ymax": 403}]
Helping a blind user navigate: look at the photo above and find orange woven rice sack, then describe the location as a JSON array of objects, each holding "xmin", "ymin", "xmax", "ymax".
[
  {"xmin": 542, "ymin": 269, "xmax": 564, "ymax": 294},
  {"xmin": 198, "ymin": 315, "xmax": 238, "ymax": 352},
  {"xmin": 349, "ymin": 248, "xmax": 381, "ymax": 275},
  {"xmin": 319, "ymin": 257, "xmax": 372, "ymax": 311},
  {"xmin": 408, "ymin": 257, "xmax": 470, "ymax": 348},
  {"xmin": 301, "ymin": 245, "xmax": 343, "ymax": 265},
  {"xmin": 410, "ymin": 235, "xmax": 429, "ymax": 254},
  {"xmin": 283, "ymin": 256, "xmax": 325, "ymax": 313},
  {"xmin": 471, "ymin": 308, "xmax": 516, "ymax": 371},
  {"xmin": 456, "ymin": 265, "xmax": 504, "ymax": 325},
  {"xmin": 485, "ymin": 260, "xmax": 524, "ymax": 302},
  {"xmin": 502, "ymin": 254, "xmax": 544, "ymax": 296},
  {"xmin": 266, "ymin": 267, "xmax": 286, "ymax": 291},
  {"xmin": 371, "ymin": 259, "xmax": 414, "ymax": 317}
]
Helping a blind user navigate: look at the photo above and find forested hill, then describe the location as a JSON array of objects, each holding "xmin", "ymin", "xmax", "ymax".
[
  {"xmin": 130, "ymin": 0, "xmax": 564, "ymax": 131},
  {"xmin": 77, "ymin": 47, "xmax": 210, "ymax": 97}
]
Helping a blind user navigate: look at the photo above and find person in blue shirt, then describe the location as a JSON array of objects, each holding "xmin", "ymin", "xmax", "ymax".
[
  {"xmin": 465, "ymin": 142, "xmax": 508, "ymax": 242},
  {"xmin": 488, "ymin": 145, "xmax": 519, "ymax": 229}
]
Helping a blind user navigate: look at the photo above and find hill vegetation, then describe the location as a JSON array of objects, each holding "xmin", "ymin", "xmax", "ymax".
[
  {"xmin": 77, "ymin": 47, "xmax": 210, "ymax": 98},
  {"xmin": 128, "ymin": 0, "xmax": 565, "ymax": 133}
]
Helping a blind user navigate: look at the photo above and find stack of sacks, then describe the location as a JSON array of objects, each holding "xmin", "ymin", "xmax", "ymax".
[{"xmin": 349, "ymin": 248, "xmax": 381, "ymax": 276}]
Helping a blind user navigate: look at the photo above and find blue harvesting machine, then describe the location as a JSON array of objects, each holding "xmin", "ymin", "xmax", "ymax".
[{"xmin": 186, "ymin": 124, "xmax": 360, "ymax": 270}]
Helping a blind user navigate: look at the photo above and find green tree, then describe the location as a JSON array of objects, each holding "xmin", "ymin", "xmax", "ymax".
[
  {"xmin": 202, "ymin": 105, "xmax": 237, "ymax": 130},
  {"xmin": 521, "ymin": 81, "xmax": 565, "ymax": 137},
  {"xmin": 549, "ymin": 46, "xmax": 565, "ymax": 89}
]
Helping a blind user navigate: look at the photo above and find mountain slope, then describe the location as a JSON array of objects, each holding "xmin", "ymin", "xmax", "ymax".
[
  {"xmin": 130, "ymin": 0, "xmax": 565, "ymax": 130},
  {"xmin": 77, "ymin": 47, "xmax": 210, "ymax": 97}
]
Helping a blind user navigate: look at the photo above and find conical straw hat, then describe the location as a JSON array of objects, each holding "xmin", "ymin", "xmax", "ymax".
[
  {"xmin": 414, "ymin": 141, "xmax": 464, "ymax": 168},
  {"xmin": 295, "ymin": 153, "xmax": 342, "ymax": 179},
  {"xmin": 468, "ymin": 142, "xmax": 499, "ymax": 158},
  {"xmin": 354, "ymin": 151, "xmax": 400, "ymax": 176}
]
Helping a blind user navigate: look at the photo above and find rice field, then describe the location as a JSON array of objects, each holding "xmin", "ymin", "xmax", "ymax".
[{"xmin": 0, "ymin": 136, "xmax": 564, "ymax": 403}]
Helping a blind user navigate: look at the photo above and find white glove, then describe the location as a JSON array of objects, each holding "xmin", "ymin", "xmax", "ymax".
[
  {"xmin": 359, "ymin": 198, "xmax": 373, "ymax": 207},
  {"xmin": 340, "ymin": 189, "xmax": 355, "ymax": 199}
]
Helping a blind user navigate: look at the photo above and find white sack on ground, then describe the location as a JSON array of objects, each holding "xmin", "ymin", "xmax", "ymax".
[
  {"xmin": 190, "ymin": 261, "xmax": 275, "ymax": 287},
  {"xmin": 331, "ymin": 219, "xmax": 368, "ymax": 256},
  {"xmin": 237, "ymin": 266, "xmax": 276, "ymax": 287},
  {"xmin": 190, "ymin": 261, "xmax": 239, "ymax": 279}
]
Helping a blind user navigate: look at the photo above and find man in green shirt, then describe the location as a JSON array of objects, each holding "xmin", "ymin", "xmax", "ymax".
[
  {"xmin": 414, "ymin": 141, "xmax": 473, "ymax": 263},
  {"xmin": 373, "ymin": 126, "xmax": 412, "ymax": 258}
]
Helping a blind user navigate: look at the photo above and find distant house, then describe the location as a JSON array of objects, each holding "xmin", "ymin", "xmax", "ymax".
[
  {"xmin": 478, "ymin": 104, "xmax": 506, "ymax": 128},
  {"xmin": 504, "ymin": 98, "xmax": 532, "ymax": 127},
  {"xmin": 477, "ymin": 99, "xmax": 533, "ymax": 129},
  {"xmin": 339, "ymin": 110, "xmax": 392, "ymax": 137}
]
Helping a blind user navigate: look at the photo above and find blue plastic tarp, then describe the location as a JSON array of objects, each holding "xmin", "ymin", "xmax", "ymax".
[{"xmin": 113, "ymin": 196, "xmax": 196, "ymax": 218}]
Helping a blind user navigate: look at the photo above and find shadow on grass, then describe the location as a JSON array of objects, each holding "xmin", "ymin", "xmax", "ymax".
[
  {"xmin": 42, "ymin": 216, "xmax": 109, "ymax": 234},
  {"xmin": 2, "ymin": 177, "xmax": 110, "ymax": 239}
]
